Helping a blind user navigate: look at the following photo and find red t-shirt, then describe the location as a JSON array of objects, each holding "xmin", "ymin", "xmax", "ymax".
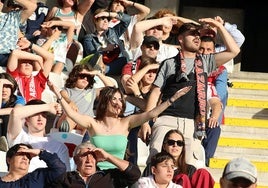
[
  {"xmin": 121, "ymin": 57, "xmax": 142, "ymax": 76},
  {"xmin": 8, "ymin": 69, "xmax": 47, "ymax": 102}
]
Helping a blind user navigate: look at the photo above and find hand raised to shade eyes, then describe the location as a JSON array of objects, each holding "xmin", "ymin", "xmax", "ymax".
[
  {"xmin": 87, "ymin": 70, "xmax": 101, "ymax": 76},
  {"xmin": 118, "ymin": 0, "xmax": 133, "ymax": 7},
  {"xmin": 148, "ymin": 63, "xmax": 160, "ymax": 70},
  {"xmin": 0, "ymin": 78, "xmax": 13, "ymax": 86},
  {"xmin": 17, "ymin": 37, "xmax": 31, "ymax": 50},
  {"xmin": 161, "ymin": 16, "xmax": 178, "ymax": 28},
  {"xmin": 17, "ymin": 146, "xmax": 42, "ymax": 159},
  {"xmin": 49, "ymin": 102, "xmax": 62, "ymax": 115},
  {"xmin": 214, "ymin": 16, "xmax": 224, "ymax": 25},
  {"xmin": 126, "ymin": 77, "xmax": 139, "ymax": 94},
  {"xmin": 91, "ymin": 148, "xmax": 109, "ymax": 162}
]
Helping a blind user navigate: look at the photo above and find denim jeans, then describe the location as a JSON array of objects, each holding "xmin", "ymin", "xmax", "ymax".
[
  {"xmin": 105, "ymin": 57, "xmax": 127, "ymax": 76},
  {"xmin": 0, "ymin": 54, "xmax": 10, "ymax": 67}
]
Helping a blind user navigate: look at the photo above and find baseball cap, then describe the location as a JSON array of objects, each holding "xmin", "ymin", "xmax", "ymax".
[
  {"xmin": 222, "ymin": 157, "xmax": 257, "ymax": 183},
  {"xmin": 178, "ymin": 22, "xmax": 201, "ymax": 36},
  {"xmin": 142, "ymin": 36, "xmax": 160, "ymax": 50}
]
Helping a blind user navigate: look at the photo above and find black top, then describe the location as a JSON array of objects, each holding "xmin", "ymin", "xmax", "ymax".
[{"xmin": 49, "ymin": 162, "xmax": 141, "ymax": 188}]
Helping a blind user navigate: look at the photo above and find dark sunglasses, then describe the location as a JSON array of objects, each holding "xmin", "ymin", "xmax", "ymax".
[
  {"xmin": 51, "ymin": 25, "xmax": 63, "ymax": 31},
  {"xmin": 145, "ymin": 44, "xmax": 159, "ymax": 50},
  {"xmin": 78, "ymin": 73, "xmax": 93, "ymax": 80},
  {"xmin": 186, "ymin": 29, "xmax": 200, "ymax": 36},
  {"xmin": 15, "ymin": 152, "xmax": 32, "ymax": 160},
  {"xmin": 97, "ymin": 16, "xmax": 111, "ymax": 21},
  {"xmin": 166, "ymin": 139, "xmax": 184, "ymax": 147},
  {"xmin": 3, "ymin": 84, "xmax": 13, "ymax": 89}
]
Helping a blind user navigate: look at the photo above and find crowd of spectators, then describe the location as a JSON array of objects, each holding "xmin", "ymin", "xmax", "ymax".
[{"xmin": 0, "ymin": 0, "xmax": 253, "ymax": 187}]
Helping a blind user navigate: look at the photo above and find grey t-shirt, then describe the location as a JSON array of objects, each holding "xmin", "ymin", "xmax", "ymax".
[
  {"xmin": 153, "ymin": 53, "xmax": 217, "ymax": 119},
  {"xmin": 65, "ymin": 87, "xmax": 96, "ymax": 117},
  {"xmin": 154, "ymin": 54, "xmax": 216, "ymax": 90}
]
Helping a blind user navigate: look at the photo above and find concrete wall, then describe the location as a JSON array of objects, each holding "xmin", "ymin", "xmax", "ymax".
[{"xmin": 144, "ymin": 0, "xmax": 179, "ymax": 17}]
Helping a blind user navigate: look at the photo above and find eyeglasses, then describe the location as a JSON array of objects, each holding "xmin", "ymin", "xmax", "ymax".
[
  {"xmin": 145, "ymin": 44, "xmax": 159, "ymax": 50},
  {"xmin": 78, "ymin": 73, "xmax": 92, "ymax": 80},
  {"xmin": 51, "ymin": 26, "xmax": 63, "ymax": 31},
  {"xmin": 166, "ymin": 139, "xmax": 184, "ymax": 147},
  {"xmin": 96, "ymin": 16, "xmax": 111, "ymax": 22}
]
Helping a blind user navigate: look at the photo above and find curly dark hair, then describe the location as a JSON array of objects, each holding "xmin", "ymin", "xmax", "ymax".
[
  {"xmin": 65, "ymin": 64, "xmax": 95, "ymax": 90},
  {"xmin": 0, "ymin": 73, "xmax": 18, "ymax": 108},
  {"xmin": 95, "ymin": 86, "xmax": 126, "ymax": 120}
]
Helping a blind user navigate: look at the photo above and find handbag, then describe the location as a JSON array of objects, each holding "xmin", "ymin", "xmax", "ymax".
[{"xmin": 102, "ymin": 45, "xmax": 120, "ymax": 64}]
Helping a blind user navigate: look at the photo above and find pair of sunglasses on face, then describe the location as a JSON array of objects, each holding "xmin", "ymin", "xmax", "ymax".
[
  {"xmin": 51, "ymin": 26, "xmax": 63, "ymax": 31},
  {"xmin": 186, "ymin": 29, "xmax": 200, "ymax": 36},
  {"xmin": 166, "ymin": 139, "xmax": 184, "ymax": 147},
  {"xmin": 96, "ymin": 16, "xmax": 111, "ymax": 22},
  {"xmin": 78, "ymin": 73, "xmax": 93, "ymax": 80},
  {"xmin": 145, "ymin": 44, "xmax": 159, "ymax": 50}
]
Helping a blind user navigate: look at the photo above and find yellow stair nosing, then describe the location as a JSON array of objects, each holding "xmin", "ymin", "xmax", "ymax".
[
  {"xmin": 217, "ymin": 137, "xmax": 268, "ymax": 149},
  {"xmin": 231, "ymin": 82, "xmax": 268, "ymax": 90},
  {"xmin": 224, "ymin": 117, "xmax": 268, "ymax": 128},
  {"xmin": 209, "ymin": 158, "xmax": 268, "ymax": 172},
  {"xmin": 227, "ymin": 98, "xmax": 268, "ymax": 108}
]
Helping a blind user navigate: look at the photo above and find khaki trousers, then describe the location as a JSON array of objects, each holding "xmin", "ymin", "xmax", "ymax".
[{"xmin": 147, "ymin": 115, "xmax": 205, "ymax": 168}]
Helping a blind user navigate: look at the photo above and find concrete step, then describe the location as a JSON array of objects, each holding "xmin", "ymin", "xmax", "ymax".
[
  {"xmin": 215, "ymin": 146, "xmax": 268, "ymax": 156},
  {"xmin": 221, "ymin": 126, "xmax": 268, "ymax": 140},
  {"xmin": 213, "ymin": 149, "xmax": 268, "ymax": 164},
  {"xmin": 211, "ymin": 71, "xmax": 268, "ymax": 187},
  {"xmin": 224, "ymin": 117, "xmax": 268, "ymax": 128},
  {"xmin": 225, "ymin": 106, "xmax": 268, "ymax": 119},
  {"xmin": 221, "ymin": 125, "xmax": 268, "ymax": 137},
  {"xmin": 229, "ymin": 71, "xmax": 268, "ymax": 83},
  {"xmin": 228, "ymin": 88, "xmax": 268, "ymax": 100}
]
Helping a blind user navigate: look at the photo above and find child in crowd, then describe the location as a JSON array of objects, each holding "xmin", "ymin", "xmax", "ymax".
[{"xmin": 37, "ymin": 17, "xmax": 75, "ymax": 74}]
